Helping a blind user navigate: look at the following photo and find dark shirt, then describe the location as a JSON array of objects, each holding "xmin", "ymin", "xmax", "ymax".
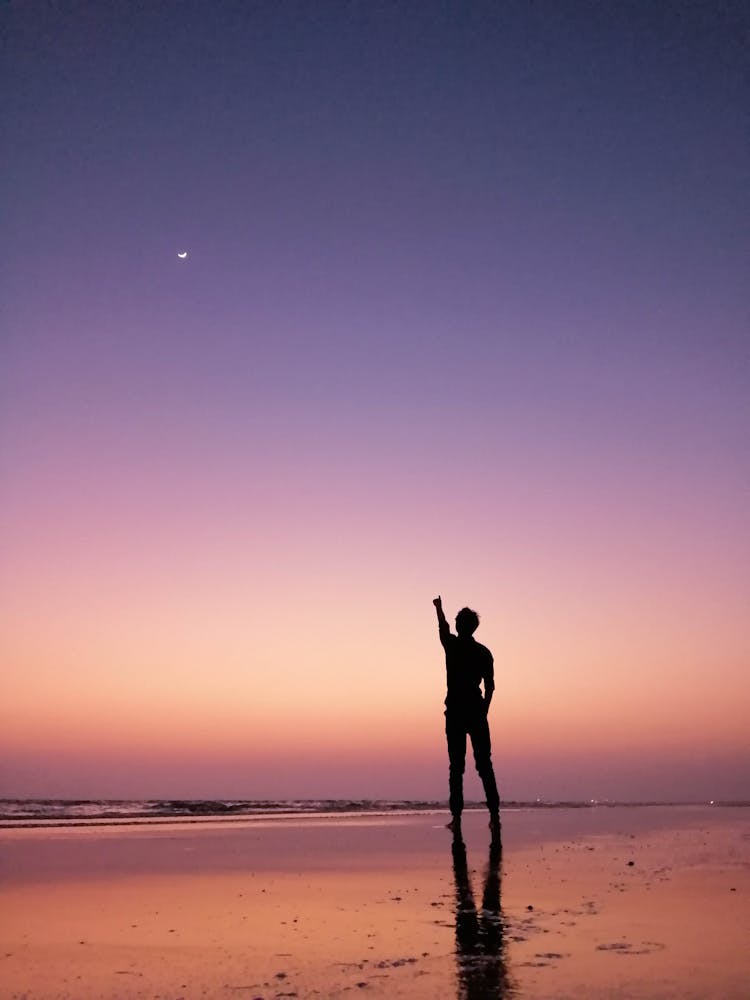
[{"xmin": 439, "ymin": 618, "xmax": 494, "ymax": 711}]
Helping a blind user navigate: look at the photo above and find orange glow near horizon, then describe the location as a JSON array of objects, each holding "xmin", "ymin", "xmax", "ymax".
[{"xmin": 2, "ymin": 474, "xmax": 748, "ymax": 800}]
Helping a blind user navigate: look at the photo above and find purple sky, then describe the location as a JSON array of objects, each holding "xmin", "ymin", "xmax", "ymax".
[{"xmin": 2, "ymin": 2, "xmax": 748, "ymax": 801}]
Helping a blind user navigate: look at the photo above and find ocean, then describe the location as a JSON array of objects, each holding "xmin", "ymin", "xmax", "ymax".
[
  {"xmin": 1, "ymin": 798, "xmax": 736, "ymax": 829},
  {"xmin": 0, "ymin": 798, "xmax": 449, "ymax": 827}
]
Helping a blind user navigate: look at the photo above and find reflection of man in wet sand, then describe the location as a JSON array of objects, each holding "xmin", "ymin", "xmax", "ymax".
[
  {"xmin": 452, "ymin": 837, "xmax": 511, "ymax": 999},
  {"xmin": 433, "ymin": 596, "xmax": 500, "ymax": 838}
]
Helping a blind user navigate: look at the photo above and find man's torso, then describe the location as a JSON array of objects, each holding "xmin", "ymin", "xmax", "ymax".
[{"xmin": 444, "ymin": 635, "xmax": 492, "ymax": 711}]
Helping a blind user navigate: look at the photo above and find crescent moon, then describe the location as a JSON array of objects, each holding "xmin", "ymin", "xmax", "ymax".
[{"xmin": 177, "ymin": 251, "xmax": 188, "ymax": 259}]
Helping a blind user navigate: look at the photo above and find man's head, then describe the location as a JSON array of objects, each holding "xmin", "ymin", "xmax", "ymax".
[{"xmin": 455, "ymin": 607, "xmax": 480, "ymax": 637}]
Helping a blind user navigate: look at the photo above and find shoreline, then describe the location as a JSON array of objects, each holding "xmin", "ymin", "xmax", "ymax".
[{"xmin": 1, "ymin": 799, "xmax": 747, "ymax": 831}]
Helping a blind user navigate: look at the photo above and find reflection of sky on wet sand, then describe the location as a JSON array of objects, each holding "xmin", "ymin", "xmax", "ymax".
[
  {"xmin": 0, "ymin": 808, "xmax": 748, "ymax": 998},
  {"xmin": 452, "ymin": 835, "xmax": 515, "ymax": 998}
]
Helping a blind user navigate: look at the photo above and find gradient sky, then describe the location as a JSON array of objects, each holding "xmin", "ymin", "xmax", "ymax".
[{"xmin": 2, "ymin": 1, "xmax": 748, "ymax": 801}]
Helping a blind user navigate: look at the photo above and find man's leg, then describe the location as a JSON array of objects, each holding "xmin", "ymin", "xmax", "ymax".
[
  {"xmin": 468, "ymin": 713, "xmax": 500, "ymax": 820},
  {"xmin": 445, "ymin": 713, "xmax": 467, "ymax": 822}
]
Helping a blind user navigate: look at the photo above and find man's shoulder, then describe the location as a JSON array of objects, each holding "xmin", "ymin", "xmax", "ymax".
[{"xmin": 474, "ymin": 640, "xmax": 493, "ymax": 659}]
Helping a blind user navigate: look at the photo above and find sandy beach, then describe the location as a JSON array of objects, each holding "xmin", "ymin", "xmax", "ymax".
[{"xmin": 1, "ymin": 805, "xmax": 748, "ymax": 999}]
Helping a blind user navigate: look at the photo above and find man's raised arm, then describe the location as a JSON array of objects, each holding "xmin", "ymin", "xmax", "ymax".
[{"xmin": 433, "ymin": 595, "xmax": 451, "ymax": 647}]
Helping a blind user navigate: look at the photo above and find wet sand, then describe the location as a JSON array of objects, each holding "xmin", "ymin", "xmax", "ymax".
[{"xmin": 1, "ymin": 806, "xmax": 748, "ymax": 999}]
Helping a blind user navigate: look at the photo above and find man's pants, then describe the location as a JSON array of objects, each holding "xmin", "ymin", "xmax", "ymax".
[{"xmin": 445, "ymin": 708, "xmax": 500, "ymax": 818}]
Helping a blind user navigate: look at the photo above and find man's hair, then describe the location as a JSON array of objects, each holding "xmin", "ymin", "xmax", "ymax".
[{"xmin": 455, "ymin": 607, "xmax": 480, "ymax": 636}]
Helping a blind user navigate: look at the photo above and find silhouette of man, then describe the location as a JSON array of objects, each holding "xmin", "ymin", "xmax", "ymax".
[{"xmin": 433, "ymin": 596, "xmax": 500, "ymax": 836}]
